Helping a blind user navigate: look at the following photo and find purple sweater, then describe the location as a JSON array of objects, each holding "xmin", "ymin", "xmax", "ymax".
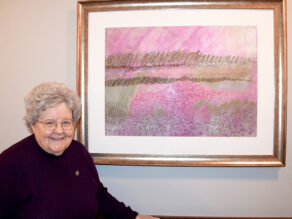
[{"xmin": 0, "ymin": 135, "xmax": 138, "ymax": 219}]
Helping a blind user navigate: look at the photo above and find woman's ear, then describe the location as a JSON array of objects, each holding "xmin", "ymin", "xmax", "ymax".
[{"xmin": 31, "ymin": 123, "xmax": 36, "ymax": 133}]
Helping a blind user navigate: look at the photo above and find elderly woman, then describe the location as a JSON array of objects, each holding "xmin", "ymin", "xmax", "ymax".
[{"xmin": 0, "ymin": 82, "xmax": 159, "ymax": 219}]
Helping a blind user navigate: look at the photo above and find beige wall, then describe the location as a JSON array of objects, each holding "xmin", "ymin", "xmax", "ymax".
[{"xmin": 0, "ymin": 0, "xmax": 291, "ymax": 217}]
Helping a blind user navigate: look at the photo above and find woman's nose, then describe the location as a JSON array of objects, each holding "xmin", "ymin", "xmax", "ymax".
[{"xmin": 54, "ymin": 122, "xmax": 64, "ymax": 133}]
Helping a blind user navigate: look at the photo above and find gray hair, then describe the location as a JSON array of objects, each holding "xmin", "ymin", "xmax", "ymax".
[{"xmin": 24, "ymin": 82, "xmax": 81, "ymax": 133}]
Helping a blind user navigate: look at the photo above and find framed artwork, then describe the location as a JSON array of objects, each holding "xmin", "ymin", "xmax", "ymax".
[{"xmin": 77, "ymin": 0, "xmax": 287, "ymax": 166}]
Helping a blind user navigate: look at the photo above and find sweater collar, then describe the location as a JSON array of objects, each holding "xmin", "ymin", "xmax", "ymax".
[{"xmin": 31, "ymin": 134, "xmax": 70, "ymax": 159}]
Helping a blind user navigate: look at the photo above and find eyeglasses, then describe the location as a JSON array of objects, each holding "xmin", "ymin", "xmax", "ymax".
[{"xmin": 37, "ymin": 119, "xmax": 74, "ymax": 131}]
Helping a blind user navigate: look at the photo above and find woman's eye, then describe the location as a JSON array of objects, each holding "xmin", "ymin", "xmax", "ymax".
[
  {"xmin": 45, "ymin": 121, "xmax": 55, "ymax": 126},
  {"xmin": 63, "ymin": 120, "xmax": 72, "ymax": 125}
]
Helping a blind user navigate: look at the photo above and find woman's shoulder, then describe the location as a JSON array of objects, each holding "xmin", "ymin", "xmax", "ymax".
[
  {"xmin": 69, "ymin": 139, "xmax": 92, "ymax": 158},
  {"xmin": 70, "ymin": 139, "xmax": 88, "ymax": 152},
  {"xmin": 0, "ymin": 135, "xmax": 34, "ymax": 167},
  {"xmin": 1, "ymin": 135, "xmax": 34, "ymax": 158},
  {"xmin": 69, "ymin": 139, "xmax": 95, "ymax": 166}
]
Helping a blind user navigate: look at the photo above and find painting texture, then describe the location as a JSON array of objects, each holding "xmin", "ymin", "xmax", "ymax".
[{"xmin": 105, "ymin": 26, "xmax": 257, "ymax": 136}]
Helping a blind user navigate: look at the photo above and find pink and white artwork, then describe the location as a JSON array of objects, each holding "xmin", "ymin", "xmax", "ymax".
[{"xmin": 105, "ymin": 26, "xmax": 257, "ymax": 136}]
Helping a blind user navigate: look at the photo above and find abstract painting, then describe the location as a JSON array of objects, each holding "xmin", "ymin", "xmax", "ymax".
[{"xmin": 105, "ymin": 26, "xmax": 257, "ymax": 137}]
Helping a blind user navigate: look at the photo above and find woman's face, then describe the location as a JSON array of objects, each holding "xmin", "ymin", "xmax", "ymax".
[{"xmin": 32, "ymin": 102, "xmax": 75, "ymax": 156}]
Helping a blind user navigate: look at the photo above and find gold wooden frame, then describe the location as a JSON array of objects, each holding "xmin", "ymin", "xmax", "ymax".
[{"xmin": 77, "ymin": 0, "xmax": 287, "ymax": 166}]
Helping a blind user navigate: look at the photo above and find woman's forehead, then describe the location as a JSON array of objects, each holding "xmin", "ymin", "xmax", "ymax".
[{"xmin": 39, "ymin": 103, "xmax": 72, "ymax": 119}]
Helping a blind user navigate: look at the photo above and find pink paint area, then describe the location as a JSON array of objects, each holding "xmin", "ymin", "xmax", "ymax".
[
  {"xmin": 129, "ymin": 80, "xmax": 256, "ymax": 117},
  {"xmin": 106, "ymin": 26, "xmax": 257, "ymax": 58},
  {"xmin": 108, "ymin": 80, "xmax": 257, "ymax": 136}
]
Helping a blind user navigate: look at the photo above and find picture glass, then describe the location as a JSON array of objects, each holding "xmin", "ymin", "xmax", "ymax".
[{"xmin": 87, "ymin": 9, "xmax": 274, "ymax": 156}]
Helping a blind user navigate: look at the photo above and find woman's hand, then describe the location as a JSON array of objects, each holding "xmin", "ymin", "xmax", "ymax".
[{"xmin": 136, "ymin": 214, "xmax": 160, "ymax": 219}]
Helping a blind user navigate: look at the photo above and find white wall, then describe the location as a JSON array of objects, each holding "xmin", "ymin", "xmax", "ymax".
[{"xmin": 0, "ymin": 0, "xmax": 291, "ymax": 217}]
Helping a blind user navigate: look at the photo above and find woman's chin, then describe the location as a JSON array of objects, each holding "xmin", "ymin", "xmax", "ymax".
[
  {"xmin": 51, "ymin": 149, "xmax": 64, "ymax": 156},
  {"xmin": 48, "ymin": 142, "xmax": 68, "ymax": 156}
]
